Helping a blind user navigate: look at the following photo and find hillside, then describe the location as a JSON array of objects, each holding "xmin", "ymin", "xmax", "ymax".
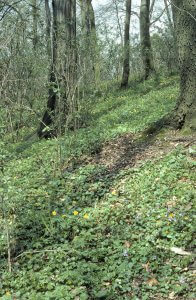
[{"xmin": 0, "ymin": 77, "xmax": 195, "ymax": 300}]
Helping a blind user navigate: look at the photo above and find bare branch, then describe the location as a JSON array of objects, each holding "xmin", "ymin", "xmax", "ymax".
[{"xmin": 150, "ymin": 7, "xmax": 167, "ymax": 26}]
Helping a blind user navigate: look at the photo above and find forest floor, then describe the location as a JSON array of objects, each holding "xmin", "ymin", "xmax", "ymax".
[
  {"xmin": 88, "ymin": 130, "xmax": 196, "ymax": 170},
  {"xmin": 0, "ymin": 76, "xmax": 195, "ymax": 299}
]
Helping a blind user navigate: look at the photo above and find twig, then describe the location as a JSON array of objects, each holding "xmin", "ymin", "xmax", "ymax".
[{"xmin": 150, "ymin": 7, "xmax": 167, "ymax": 26}]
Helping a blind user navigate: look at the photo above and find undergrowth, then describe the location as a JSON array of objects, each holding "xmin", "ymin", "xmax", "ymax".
[{"xmin": 0, "ymin": 76, "xmax": 195, "ymax": 299}]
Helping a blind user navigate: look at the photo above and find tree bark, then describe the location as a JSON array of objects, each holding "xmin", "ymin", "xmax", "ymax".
[
  {"xmin": 149, "ymin": 0, "xmax": 156, "ymax": 20},
  {"xmin": 172, "ymin": 0, "xmax": 196, "ymax": 130},
  {"xmin": 113, "ymin": 0, "xmax": 123, "ymax": 44},
  {"xmin": 37, "ymin": 0, "xmax": 58, "ymax": 138},
  {"xmin": 32, "ymin": 0, "xmax": 38, "ymax": 50},
  {"xmin": 164, "ymin": 0, "xmax": 174, "ymax": 31},
  {"xmin": 56, "ymin": 0, "xmax": 77, "ymax": 118},
  {"xmin": 45, "ymin": 0, "xmax": 51, "ymax": 57},
  {"xmin": 38, "ymin": 0, "xmax": 77, "ymax": 138},
  {"xmin": 80, "ymin": 0, "xmax": 98, "ymax": 80},
  {"xmin": 121, "ymin": 0, "xmax": 132, "ymax": 88},
  {"xmin": 140, "ymin": 0, "xmax": 154, "ymax": 80},
  {"xmin": 80, "ymin": 0, "xmax": 96, "ymax": 36}
]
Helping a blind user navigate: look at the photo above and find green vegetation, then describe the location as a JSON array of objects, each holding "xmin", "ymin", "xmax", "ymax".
[{"xmin": 0, "ymin": 76, "xmax": 195, "ymax": 299}]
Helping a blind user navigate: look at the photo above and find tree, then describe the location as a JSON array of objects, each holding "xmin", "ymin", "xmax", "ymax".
[
  {"xmin": 79, "ymin": 0, "xmax": 98, "ymax": 83},
  {"xmin": 80, "ymin": 0, "xmax": 96, "ymax": 37},
  {"xmin": 38, "ymin": 0, "xmax": 77, "ymax": 138},
  {"xmin": 112, "ymin": 0, "xmax": 123, "ymax": 44},
  {"xmin": 57, "ymin": 0, "xmax": 77, "ymax": 128},
  {"xmin": 37, "ymin": 0, "xmax": 58, "ymax": 138},
  {"xmin": 121, "ymin": 0, "xmax": 132, "ymax": 88},
  {"xmin": 32, "ymin": 0, "xmax": 38, "ymax": 51},
  {"xmin": 45, "ymin": 0, "xmax": 51, "ymax": 57},
  {"xmin": 140, "ymin": 0, "xmax": 154, "ymax": 80},
  {"xmin": 171, "ymin": 0, "xmax": 196, "ymax": 130},
  {"xmin": 164, "ymin": 0, "xmax": 174, "ymax": 33}
]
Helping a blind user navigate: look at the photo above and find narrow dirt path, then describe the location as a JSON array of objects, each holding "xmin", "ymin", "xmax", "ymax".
[{"xmin": 88, "ymin": 130, "xmax": 196, "ymax": 171}]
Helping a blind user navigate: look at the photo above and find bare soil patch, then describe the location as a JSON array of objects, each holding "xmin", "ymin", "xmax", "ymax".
[{"xmin": 88, "ymin": 130, "xmax": 196, "ymax": 172}]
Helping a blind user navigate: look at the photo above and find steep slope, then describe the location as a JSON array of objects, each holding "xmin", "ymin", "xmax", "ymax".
[{"xmin": 0, "ymin": 76, "xmax": 195, "ymax": 299}]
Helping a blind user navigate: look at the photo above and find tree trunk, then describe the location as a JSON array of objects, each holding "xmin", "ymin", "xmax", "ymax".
[
  {"xmin": 80, "ymin": 0, "xmax": 96, "ymax": 36},
  {"xmin": 56, "ymin": 0, "xmax": 77, "ymax": 120},
  {"xmin": 37, "ymin": 0, "xmax": 58, "ymax": 138},
  {"xmin": 45, "ymin": 0, "xmax": 51, "ymax": 57},
  {"xmin": 32, "ymin": 0, "xmax": 38, "ymax": 50},
  {"xmin": 149, "ymin": 0, "xmax": 156, "ymax": 20},
  {"xmin": 113, "ymin": 0, "xmax": 123, "ymax": 44},
  {"xmin": 140, "ymin": 0, "xmax": 154, "ymax": 80},
  {"xmin": 164, "ymin": 0, "xmax": 174, "ymax": 31},
  {"xmin": 38, "ymin": 0, "xmax": 77, "ymax": 138},
  {"xmin": 80, "ymin": 0, "xmax": 98, "ymax": 81},
  {"xmin": 121, "ymin": 0, "xmax": 132, "ymax": 88},
  {"xmin": 172, "ymin": 0, "xmax": 196, "ymax": 130}
]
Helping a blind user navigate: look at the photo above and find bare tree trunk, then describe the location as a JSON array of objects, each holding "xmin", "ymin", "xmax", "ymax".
[
  {"xmin": 164, "ymin": 0, "xmax": 174, "ymax": 30},
  {"xmin": 45, "ymin": 0, "xmax": 51, "ymax": 57},
  {"xmin": 149, "ymin": 0, "xmax": 156, "ymax": 20},
  {"xmin": 37, "ymin": 0, "xmax": 58, "ymax": 138},
  {"xmin": 113, "ymin": 0, "xmax": 123, "ymax": 44},
  {"xmin": 140, "ymin": 0, "xmax": 154, "ymax": 80},
  {"xmin": 38, "ymin": 0, "xmax": 77, "ymax": 137},
  {"xmin": 121, "ymin": 0, "xmax": 132, "ymax": 88},
  {"xmin": 171, "ymin": 0, "xmax": 196, "ymax": 130},
  {"xmin": 79, "ymin": 0, "xmax": 85, "ymax": 34},
  {"xmin": 32, "ymin": 0, "xmax": 38, "ymax": 50},
  {"xmin": 56, "ymin": 0, "xmax": 77, "ymax": 118},
  {"xmin": 164, "ymin": 0, "xmax": 177, "ymax": 43},
  {"xmin": 80, "ymin": 0, "xmax": 98, "ymax": 81},
  {"xmin": 82, "ymin": 0, "xmax": 96, "ymax": 36}
]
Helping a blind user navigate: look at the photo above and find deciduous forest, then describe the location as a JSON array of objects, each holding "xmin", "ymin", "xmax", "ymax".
[{"xmin": 0, "ymin": 0, "xmax": 195, "ymax": 299}]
